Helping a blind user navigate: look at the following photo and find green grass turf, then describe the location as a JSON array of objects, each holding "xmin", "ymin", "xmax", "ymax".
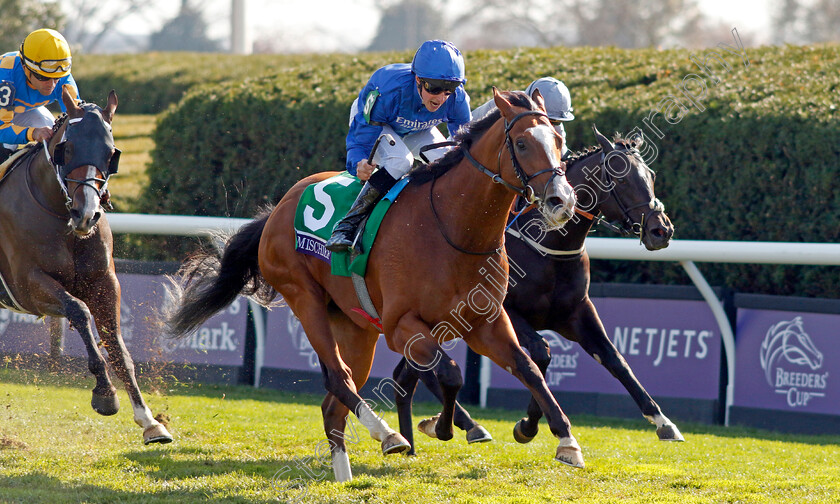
[{"xmin": 1, "ymin": 365, "xmax": 838, "ymax": 503}]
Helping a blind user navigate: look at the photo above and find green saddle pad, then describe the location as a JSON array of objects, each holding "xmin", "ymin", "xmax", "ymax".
[{"xmin": 293, "ymin": 172, "xmax": 408, "ymax": 277}]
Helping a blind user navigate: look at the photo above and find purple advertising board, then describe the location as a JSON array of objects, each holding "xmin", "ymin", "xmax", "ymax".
[
  {"xmin": 63, "ymin": 273, "xmax": 247, "ymax": 366},
  {"xmin": 0, "ymin": 310, "xmax": 53, "ymax": 355},
  {"xmin": 491, "ymin": 297, "xmax": 722, "ymax": 400},
  {"xmin": 734, "ymin": 309, "xmax": 839, "ymax": 416},
  {"xmin": 263, "ymin": 304, "xmax": 468, "ymax": 380}
]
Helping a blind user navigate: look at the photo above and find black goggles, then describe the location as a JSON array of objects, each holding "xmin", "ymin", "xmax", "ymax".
[{"xmin": 420, "ymin": 78, "xmax": 460, "ymax": 95}]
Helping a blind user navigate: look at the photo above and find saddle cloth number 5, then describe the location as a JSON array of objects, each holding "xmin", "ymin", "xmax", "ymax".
[{"xmin": 303, "ymin": 175, "xmax": 355, "ymax": 231}]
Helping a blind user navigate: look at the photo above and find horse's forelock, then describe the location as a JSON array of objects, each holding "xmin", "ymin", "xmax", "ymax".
[{"xmin": 408, "ymin": 90, "xmax": 543, "ymax": 185}]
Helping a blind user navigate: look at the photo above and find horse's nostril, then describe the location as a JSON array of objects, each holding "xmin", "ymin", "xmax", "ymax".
[
  {"xmin": 69, "ymin": 209, "xmax": 81, "ymax": 221},
  {"xmin": 547, "ymin": 196, "xmax": 564, "ymax": 209},
  {"xmin": 91, "ymin": 212, "xmax": 102, "ymax": 226}
]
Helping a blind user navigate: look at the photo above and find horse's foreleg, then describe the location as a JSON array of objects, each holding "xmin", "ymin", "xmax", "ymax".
[
  {"xmin": 570, "ymin": 300, "xmax": 684, "ymax": 441},
  {"xmin": 508, "ymin": 309, "xmax": 551, "ymax": 443},
  {"xmin": 469, "ymin": 316, "xmax": 584, "ymax": 468},
  {"xmin": 27, "ymin": 272, "xmax": 117, "ymax": 415},
  {"xmin": 87, "ymin": 278, "xmax": 173, "ymax": 444}
]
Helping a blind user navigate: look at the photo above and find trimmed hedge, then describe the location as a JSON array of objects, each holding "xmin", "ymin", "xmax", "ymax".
[{"xmin": 127, "ymin": 43, "xmax": 840, "ymax": 297}]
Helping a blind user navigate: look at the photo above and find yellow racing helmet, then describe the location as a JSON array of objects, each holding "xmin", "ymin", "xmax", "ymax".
[{"xmin": 20, "ymin": 29, "xmax": 72, "ymax": 78}]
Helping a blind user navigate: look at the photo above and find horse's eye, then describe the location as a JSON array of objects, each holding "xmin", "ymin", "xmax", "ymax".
[{"xmin": 516, "ymin": 139, "xmax": 526, "ymax": 150}]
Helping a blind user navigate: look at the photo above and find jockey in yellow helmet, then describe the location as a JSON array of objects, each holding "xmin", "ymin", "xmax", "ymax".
[{"xmin": 0, "ymin": 28, "xmax": 81, "ymax": 162}]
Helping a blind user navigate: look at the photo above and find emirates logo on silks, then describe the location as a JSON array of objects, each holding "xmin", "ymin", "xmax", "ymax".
[{"xmin": 759, "ymin": 317, "xmax": 829, "ymax": 408}]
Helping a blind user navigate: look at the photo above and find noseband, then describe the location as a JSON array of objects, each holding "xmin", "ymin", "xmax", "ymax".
[
  {"xmin": 43, "ymin": 112, "xmax": 118, "ymax": 211},
  {"xmin": 591, "ymin": 149, "xmax": 665, "ymax": 241},
  {"xmin": 462, "ymin": 110, "xmax": 566, "ymax": 204}
]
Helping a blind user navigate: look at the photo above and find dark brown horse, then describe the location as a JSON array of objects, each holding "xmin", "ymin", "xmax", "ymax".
[
  {"xmin": 392, "ymin": 126, "xmax": 684, "ymax": 454},
  {"xmin": 166, "ymin": 89, "xmax": 582, "ymax": 481},
  {"xmin": 0, "ymin": 87, "xmax": 172, "ymax": 445}
]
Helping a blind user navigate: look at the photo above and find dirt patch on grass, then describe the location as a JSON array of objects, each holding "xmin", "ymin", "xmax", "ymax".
[{"xmin": 0, "ymin": 434, "xmax": 28, "ymax": 450}]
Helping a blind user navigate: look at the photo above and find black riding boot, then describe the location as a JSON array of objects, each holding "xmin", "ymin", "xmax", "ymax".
[{"xmin": 324, "ymin": 182, "xmax": 384, "ymax": 254}]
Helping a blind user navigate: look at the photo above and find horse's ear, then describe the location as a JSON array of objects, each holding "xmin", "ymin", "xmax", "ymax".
[
  {"xmin": 592, "ymin": 124, "xmax": 614, "ymax": 153},
  {"xmin": 61, "ymin": 85, "xmax": 81, "ymax": 116},
  {"xmin": 530, "ymin": 87, "xmax": 547, "ymax": 113},
  {"xmin": 103, "ymin": 90, "xmax": 118, "ymax": 124},
  {"xmin": 493, "ymin": 87, "xmax": 514, "ymax": 119}
]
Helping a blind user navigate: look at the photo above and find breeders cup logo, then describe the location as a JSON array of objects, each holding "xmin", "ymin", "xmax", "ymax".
[
  {"xmin": 288, "ymin": 312, "xmax": 319, "ymax": 369},
  {"xmin": 0, "ymin": 309, "xmax": 9, "ymax": 336},
  {"xmin": 542, "ymin": 330, "xmax": 579, "ymax": 386},
  {"xmin": 759, "ymin": 317, "xmax": 828, "ymax": 408}
]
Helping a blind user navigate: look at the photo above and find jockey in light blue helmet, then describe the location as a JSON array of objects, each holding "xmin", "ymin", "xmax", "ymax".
[
  {"xmin": 525, "ymin": 77, "xmax": 574, "ymax": 155},
  {"xmin": 326, "ymin": 39, "xmax": 471, "ymax": 255},
  {"xmin": 472, "ymin": 76, "xmax": 574, "ymax": 155}
]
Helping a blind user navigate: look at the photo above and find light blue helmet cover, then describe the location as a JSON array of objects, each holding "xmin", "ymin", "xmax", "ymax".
[{"xmin": 411, "ymin": 40, "xmax": 466, "ymax": 83}]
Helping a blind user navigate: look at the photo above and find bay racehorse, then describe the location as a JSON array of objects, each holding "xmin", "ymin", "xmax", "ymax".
[
  {"xmin": 166, "ymin": 89, "xmax": 582, "ymax": 481},
  {"xmin": 0, "ymin": 86, "xmax": 172, "ymax": 445},
  {"xmin": 392, "ymin": 126, "xmax": 684, "ymax": 454}
]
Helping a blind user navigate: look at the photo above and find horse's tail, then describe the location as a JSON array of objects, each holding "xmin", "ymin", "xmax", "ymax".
[{"xmin": 165, "ymin": 208, "xmax": 277, "ymax": 338}]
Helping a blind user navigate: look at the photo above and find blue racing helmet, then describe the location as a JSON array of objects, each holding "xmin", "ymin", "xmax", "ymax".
[{"xmin": 411, "ymin": 40, "xmax": 466, "ymax": 84}]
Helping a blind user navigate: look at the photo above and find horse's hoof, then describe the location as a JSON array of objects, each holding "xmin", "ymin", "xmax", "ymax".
[
  {"xmin": 466, "ymin": 425, "xmax": 492, "ymax": 444},
  {"xmin": 143, "ymin": 424, "xmax": 174, "ymax": 445},
  {"xmin": 555, "ymin": 437, "xmax": 585, "ymax": 468},
  {"xmin": 656, "ymin": 423, "xmax": 685, "ymax": 442},
  {"xmin": 512, "ymin": 418, "xmax": 536, "ymax": 444},
  {"xmin": 417, "ymin": 414, "xmax": 440, "ymax": 439},
  {"xmin": 91, "ymin": 393, "xmax": 120, "ymax": 416},
  {"xmin": 381, "ymin": 432, "xmax": 411, "ymax": 455}
]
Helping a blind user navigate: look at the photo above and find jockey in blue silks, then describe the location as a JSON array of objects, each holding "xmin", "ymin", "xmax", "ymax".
[{"xmin": 325, "ymin": 39, "xmax": 471, "ymax": 254}]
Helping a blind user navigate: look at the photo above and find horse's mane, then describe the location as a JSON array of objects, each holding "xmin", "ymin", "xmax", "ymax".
[
  {"xmin": 408, "ymin": 91, "xmax": 535, "ymax": 185},
  {"xmin": 564, "ymin": 134, "xmax": 640, "ymax": 166}
]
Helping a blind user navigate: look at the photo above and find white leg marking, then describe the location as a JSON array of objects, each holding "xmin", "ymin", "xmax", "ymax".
[
  {"xmin": 133, "ymin": 404, "xmax": 157, "ymax": 429},
  {"xmin": 356, "ymin": 402, "xmax": 394, "ymax": 442},
  {"xmin": 332, "ymin": 448, "xmax": 352, "ymax": 482}
]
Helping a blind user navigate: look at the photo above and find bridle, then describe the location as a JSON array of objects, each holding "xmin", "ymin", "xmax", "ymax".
[
  {"xmin": 427, "ymin": 108, "xmax": 567, "ymax": 255},
  {"xmin": 584, "ymin": 147, "xmax": 665, "ymax": 242},
  {"xmin": 42, "ymin": 110, "xmax": 120, "ymax": 211},
  {"xmin": 462, "ymin": 110, "xmax": 565, "ymax": 205},
  {"xmin": 507, "ymin": 144, "xmax": 665, "ymax": 259}
]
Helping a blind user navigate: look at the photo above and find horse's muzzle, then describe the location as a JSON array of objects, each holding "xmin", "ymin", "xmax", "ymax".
[
  {"xmin": 541, "ymin": 175, "xmax": 577, "ymax": 230},
  {"xmin": 641, "ymin": 212, "xmax": 674, "ymax": 251}
]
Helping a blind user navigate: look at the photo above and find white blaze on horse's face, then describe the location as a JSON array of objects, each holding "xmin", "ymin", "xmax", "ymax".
[
  {"xmin": 68, "ymin": 165, "xmax": 103, "ymax": 236},
  {"xmin": 529, "ymin": 124, "xmax": 576, "ymax": 230}
]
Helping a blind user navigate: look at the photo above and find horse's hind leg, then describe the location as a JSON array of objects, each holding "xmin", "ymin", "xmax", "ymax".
[
  {"xmin": 394, "ymin": 357, "xmax": 491, "ymax": 451},
  {"xmin": 87, "ymin": 276, "xmax": 173, "ymax": 444},
  {"xmin": 508, "ymin": 309, "xmax": 551, "ymax": 443},
  {"xmin": 392, "ymin": 358, "xmax": 420, "ymax": 455},
  {"xmin": 292, "ymin": 299, "xmax": 408, "ymax": 476},
  {"xmin": 567, "ymin": 300, "xmax": 683, "ymax": 441},
  {"xmin": 26, "ymin": 272, "xmax": 118, "ymax": 415},
  {"xmin": 321, "ymin": 393, "xmax": 353, "ymax": 482},
  {"xmin": 392, "ymin": 314, "xmax": 465, "ymax": 443}
]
